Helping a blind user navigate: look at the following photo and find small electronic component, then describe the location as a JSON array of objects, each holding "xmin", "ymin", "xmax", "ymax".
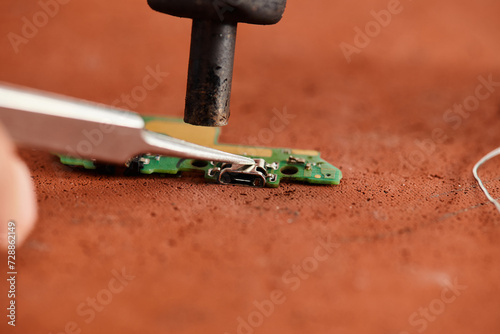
[
  {"xmin": 59, "ymin": 117, "xmax": 342, "ymax": 188},
  {"xmin": 210, "ymin": 159, "xmax": 275, "ymax": 188}
]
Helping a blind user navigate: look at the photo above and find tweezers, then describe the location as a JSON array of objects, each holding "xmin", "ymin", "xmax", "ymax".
[{"xmin": 0, "ymin": 83, "xmax": 255, "ymax": 165}]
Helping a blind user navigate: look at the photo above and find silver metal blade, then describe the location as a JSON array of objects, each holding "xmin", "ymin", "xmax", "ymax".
[
  {"xmin": 0, "ymin": 83, "xmax": 255, "ymax": 165},
  {"xmin": 141, "ymin": 130, "xmax": 255, "ymax": 165}
]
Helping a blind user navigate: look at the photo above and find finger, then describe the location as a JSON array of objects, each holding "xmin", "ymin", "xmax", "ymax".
[{"xmin": 0, "ymin": 124, "xmax": 37, "ymax": 249}]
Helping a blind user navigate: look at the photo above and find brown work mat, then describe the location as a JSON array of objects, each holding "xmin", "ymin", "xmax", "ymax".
[{"xmin": 1, "ymin": 0, "xmax": 499, "ymax": 333}]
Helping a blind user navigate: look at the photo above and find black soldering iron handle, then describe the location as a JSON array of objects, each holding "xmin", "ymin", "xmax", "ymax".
[{"xmin": 148, "ymin": 0, "xmax": 287, "ymax": 126}]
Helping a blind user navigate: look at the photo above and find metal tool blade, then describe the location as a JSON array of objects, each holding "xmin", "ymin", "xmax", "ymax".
[{"xmin": 0, "ymin": 84, "xmax": 255, "ymax": 165}]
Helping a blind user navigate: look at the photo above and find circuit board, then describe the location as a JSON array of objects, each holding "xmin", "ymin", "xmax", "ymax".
[{"xmin": 58, "ymin": 116, "xmax": 342, "ymax": 188}]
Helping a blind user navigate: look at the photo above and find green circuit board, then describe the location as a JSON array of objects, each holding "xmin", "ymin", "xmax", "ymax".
[{"xmin": 58, "ymin": 116, "xmax": 342, "ymax": 188}]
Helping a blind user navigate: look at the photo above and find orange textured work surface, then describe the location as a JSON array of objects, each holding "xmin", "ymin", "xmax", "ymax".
[{"xmin": 1, "ymin": 1, "xmax": 500, "ymax": 333}]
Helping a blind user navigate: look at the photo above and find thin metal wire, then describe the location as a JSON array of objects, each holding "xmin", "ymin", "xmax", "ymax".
[{"xmin": 472, "ymin": 147, "xmax": 500, "ymax": 213}]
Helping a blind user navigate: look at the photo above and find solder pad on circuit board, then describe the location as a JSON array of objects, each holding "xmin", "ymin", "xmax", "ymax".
[{"xmin": 58, "ymin": 116, "xmax": 342, "ymax": 188}]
